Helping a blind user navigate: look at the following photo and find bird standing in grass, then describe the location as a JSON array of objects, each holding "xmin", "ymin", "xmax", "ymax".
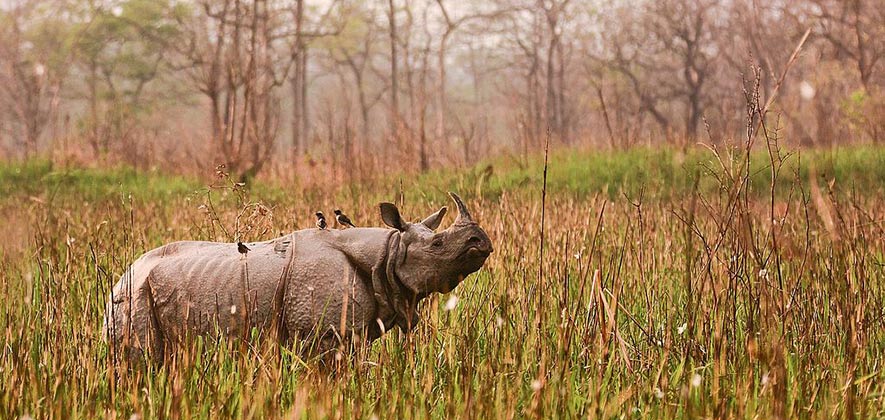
[
  {"xmin": 334, "ymin": 209, "xmax": 356, "ymax": 228},
  {"xmin": 237, "ymin": 241, "xmax": 250, "ymax": 258},
  {"xmin": 315, "ymin": 211, "xmax": 327, "ymax": 230}
]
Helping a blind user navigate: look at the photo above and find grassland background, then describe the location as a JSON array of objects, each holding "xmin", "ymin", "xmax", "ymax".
[{"xmin": 1, "ymin": 145, "xmax": 884, "ymax": 419}]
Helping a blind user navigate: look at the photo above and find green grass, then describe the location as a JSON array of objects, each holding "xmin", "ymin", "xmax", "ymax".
[
  {"xmin": 3, "ymin": 145, "xmax": 884, "ymax": 204},
  {"xmin": 3, "ymin": 145, "xmax": 885, "ymax": 204},
  {"xmin": 2, "ymin": 144, "xmax": 885, "ymax": 419},
  {"xmin": 410, "ymin": 145, "xmax": 885, "ymax": 200},
  {"xmin": 0, "ymin": 159, "xmax": 198, "ymax": 201}
]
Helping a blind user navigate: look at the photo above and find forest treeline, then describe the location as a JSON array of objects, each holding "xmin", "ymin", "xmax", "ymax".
[{"xmin": 1, "ymin": 0, "xmax": 881, "ymax": 180}]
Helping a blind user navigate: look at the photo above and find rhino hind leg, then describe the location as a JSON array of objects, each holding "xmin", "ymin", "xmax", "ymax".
[{"xmin": 105, "ymin": 273, "xmax": 166, "ymax": 365}]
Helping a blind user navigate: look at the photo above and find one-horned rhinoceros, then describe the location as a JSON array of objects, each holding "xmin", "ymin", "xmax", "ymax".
[{"xmin": 103, "ymin": 192, "xmax": 492, "ymax": 362}]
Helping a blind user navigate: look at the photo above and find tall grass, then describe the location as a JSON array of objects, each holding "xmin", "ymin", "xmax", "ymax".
[{"xmin": 1, "ymin": 142, "xmax": 884, "ymax": 419}]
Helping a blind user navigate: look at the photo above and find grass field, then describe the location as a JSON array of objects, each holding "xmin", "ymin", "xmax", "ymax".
[{"xmin": 2, "ymin": 145, "xmax": 884, "ymax": 419}]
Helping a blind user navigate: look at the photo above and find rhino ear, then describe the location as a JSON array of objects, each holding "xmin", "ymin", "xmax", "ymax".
[
  {"xmin": 380, "ymin": 203, "xmax": 407, "ymax": 231},
  {"xmin": 420, "ymin": 206, "xmax": 447, "ymax": 231}
]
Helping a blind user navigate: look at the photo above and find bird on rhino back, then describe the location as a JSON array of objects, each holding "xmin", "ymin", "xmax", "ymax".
[{"xmin": 103, "ymin": 192, "xmax": 493, "ymax": 363}]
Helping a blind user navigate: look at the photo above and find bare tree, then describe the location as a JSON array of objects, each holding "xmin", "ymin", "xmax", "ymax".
[
  {"xmin": 645, "ymin": 0, "xmax": 719, "ymax": 138},
  {"xmin": 502, "ymin": 4, "xmax": 545, "ymax": 147},
  {"xmin": 392, "ymin": 0, "xmax": 434, "ymax": 171},
  {"xmin": 592, "ymin": 5, "xmax": 671, "ymax": 135},
  {"xmin": 290, "ymin": 0, "xmax": 307, "ymax": 160},
  {"xmin": 806, "ymin": 0, "xmax": 883, "ymax": 91},
  {"xmin": 387, "ymin": 0, "xmax": 400, "ymax": 133},
  {"xmin": 0, "ymin": 1, "xmax": 70, "ymax": 157},
  {"xmin": 176, "ymin": 0, "xmax": 291, "ymax": 180},
  {"xmin": 595, "ymin": 0, "xmax": 719, "ymax": 139},
  {"xmin": 289, "ymin": 0, "xmax": 341, "ymax": 163},
  {"xmin": 433, "ymin": 1, "xmax": 509, "ymax": 141},
  {"xmin": 323, "ymin": 9, "xmax": 387, "ymax": 144},
  {"xmin": 539, "ymin": 0, "xmax": 571, "ymax": 142},
  {"xmin": 70, "ymin": 0, "xmax": 178, "ymax": 158}
]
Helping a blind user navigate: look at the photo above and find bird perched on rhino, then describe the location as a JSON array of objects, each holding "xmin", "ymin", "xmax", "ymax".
[
  {"xmin": 315, "ymin": 211, "xmax": 327, "ymax": 230},
  {"xmin": 334, "ymin": 209, "xmax": 356, "ymax": 228},
  {"xmin": 237, "ymin": 241, "xmax": 250, "ymax": 259}
]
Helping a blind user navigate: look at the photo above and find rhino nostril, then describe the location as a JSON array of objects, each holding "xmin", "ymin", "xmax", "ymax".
[{"xmin": 468, "ymin": 236, "xmax": 481, "ymax": 244}]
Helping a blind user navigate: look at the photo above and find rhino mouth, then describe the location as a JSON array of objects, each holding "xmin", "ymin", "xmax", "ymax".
[
  {"xmin": 462, "ymin": 235, "xmax": 493, "ymax": 257},
  {"xmin": 464, "ymin": 246, "xmax": 492, "ymax": 258}
]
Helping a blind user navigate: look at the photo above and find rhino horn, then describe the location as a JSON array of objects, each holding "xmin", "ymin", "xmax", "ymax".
[{"xmin": 448, "ymin": 192, "xmax": 474, "ymax": 224}]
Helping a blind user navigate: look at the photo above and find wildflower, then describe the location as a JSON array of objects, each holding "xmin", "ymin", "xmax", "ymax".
[
  {"xmin": 690, "ymin": 373, "xmax": 702, "ymax": 388},
  {"xmin": 677, "ymin": 323, "xmax": 687, "ymax": 335},
  {"xmin": 799, "ymin": 81, "xmax": 815, "ymax": 100},
  {"xmin": 531, "ymin": 380, "xmax": 543, "ymax": 391},
  {"xmin": 761, "ymin": 372, "xmax": 770, "ymax": 386},
  {"xmin": 444, "ymin": 295, "xmax": 459, "ymax": 311},
  {"xmin": 758, "ymin": 269, "xmax": 768, "ymax": 278},
  {"xmin": 230, "ymin": 305, "xmax": 237, "ymax": 315},
  {"xmin": 653, "ymin": 388, "xmax": 664, "ymax": 399}
]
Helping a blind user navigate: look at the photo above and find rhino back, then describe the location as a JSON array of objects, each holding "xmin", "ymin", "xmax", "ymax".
[{"xmin": 145, "ymin": 237, "xmax": 293, "ymax": 340}]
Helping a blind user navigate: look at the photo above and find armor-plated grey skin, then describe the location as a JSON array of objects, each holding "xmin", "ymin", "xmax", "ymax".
[{"xmin": 103, "ymin": 193, "xmax": 493, "ymax": 363}]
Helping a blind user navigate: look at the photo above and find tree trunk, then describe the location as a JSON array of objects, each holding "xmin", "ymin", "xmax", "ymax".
[
  {"xmin": 301, "ymin": 47, "xmax": 309, "ymax": 148},
  {"xmin": 210, "ymin": 90, "xmax": 222, "ymax": 143},
  {"xmin": 418, "ymin": 44, "xmax": 429, "ymax": 172},
  {"xmin": 546, "ymin": 35, "xmax": 556, "ymax": 137},
  {"xmin": 356, "ymin": 74, "xmax": 370, "ymax": 143},
  {"xmin": 436, "ymin": 32, "xmax": 451, "ymax": 141},
  {"xmin": 387, "ymin": 0, "xmax": 399, "ymax": 133},
  {"xmin": 291, "ymin": 0, "xmax": 304, "ymax": 162},
  {"xmin": 687, "ymin": 92, "xmax": 701, "ymax": 139},
  {"xmin": 555, "ymin": 35, "xmax": 566, "ymax": 142},
  {"xmin": 419, "ymin": 117, "xmax": 428, "ymax": 171},
  {"xmin": 89, "ymin": 58, "xmax": 100, "ymax": 156}
]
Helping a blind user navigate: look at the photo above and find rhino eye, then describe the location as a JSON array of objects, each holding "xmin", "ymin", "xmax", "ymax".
[{"xmin": 431, "ymin": 239, "xmax": 443, "ymax": 248}]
